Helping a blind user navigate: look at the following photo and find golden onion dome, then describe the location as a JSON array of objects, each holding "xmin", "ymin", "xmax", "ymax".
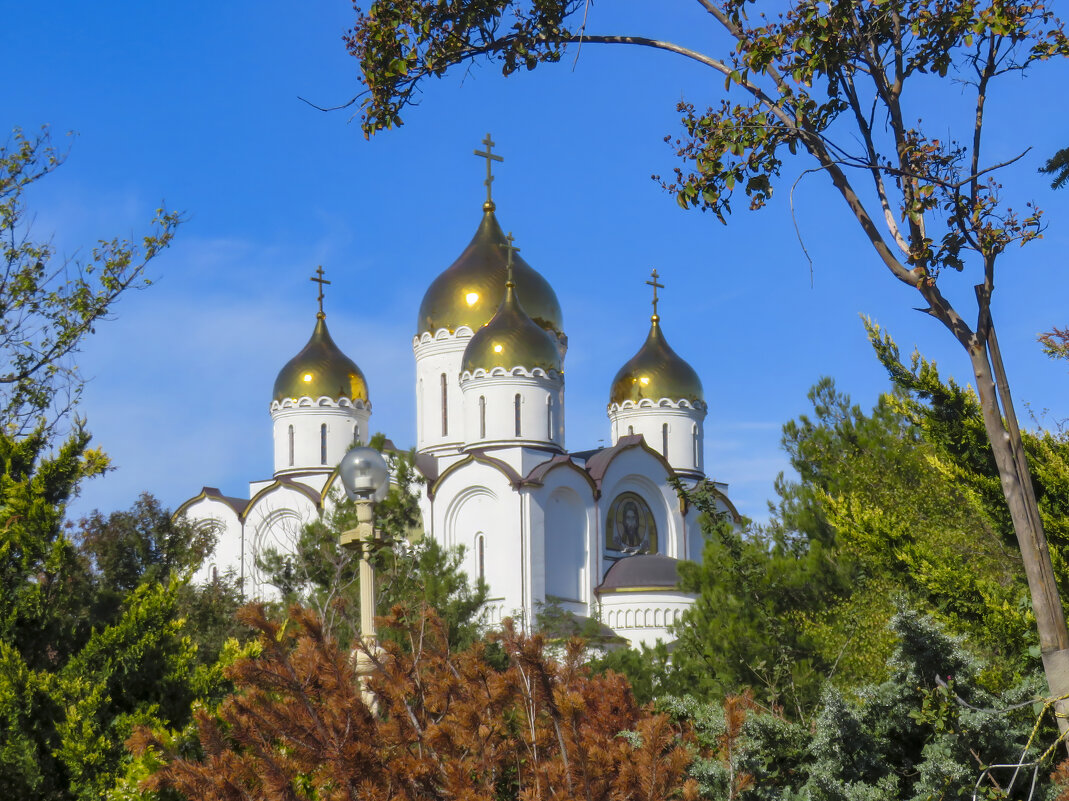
[
  {"xmin": 609, "ymin": 315, "xmax": 703, "ymax": 405},
  {"xmin": 273, "ymin": 314, "xmax": 368, "ymax": 403},
  {"xmin": 461, "ymin": 282, "xmax": 562, "ymax": 375},
  {"xmin": 417, "ymin": 207, "xmax": 563, "ymax": 337}
]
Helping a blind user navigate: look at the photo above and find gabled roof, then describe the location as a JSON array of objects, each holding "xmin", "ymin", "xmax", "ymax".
[
  {"xmin": 174, "ymin": 486, "xmax": 249, "ymax": 521},
  {"xmin": 429, "ymin": 449, "xmax": 524, "ymax": 500},
  {"xmin": 522, "ymin": 453, "xmax": 598, "ymax": 496},
  {"xmin": 583, "ymin": 434, "xmax": 675, "ymax": 491}
]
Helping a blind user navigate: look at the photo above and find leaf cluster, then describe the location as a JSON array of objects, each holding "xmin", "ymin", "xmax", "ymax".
[{"xmin": 0, "ymin": 127, "xmax": 179, "ymax": 432}]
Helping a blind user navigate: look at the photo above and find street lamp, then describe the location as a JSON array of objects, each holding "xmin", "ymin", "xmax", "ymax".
[{"xmin": 337, "ymin": 445, "xmax": 390, "ymax": 702}]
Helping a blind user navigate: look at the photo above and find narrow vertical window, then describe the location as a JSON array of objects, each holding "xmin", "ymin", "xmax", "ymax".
[
  {"xmin": 627, "ymin": 425, "xmax": 634, "ymax": 435},
  {"xmin": 288, "ymin": 424, "xmax": 294, "ymax": 467},
  {"xmin": 514, "ymin": 393, "xmax": 522, "ymax": 436},
  {"xmin": 692, "ymin": 424, "xmax": 699, "ymax": 467},
  {"xmin": 662, "ymin": 423, "xmax": 669, "ymax": 457},
  {"xmin": 546, "ymin": 395, "xmax": 553, "ymax": 439},
  {"xmin": 477, "ymin": 535, "xmax": 485, "ymax": 581},
  {"xmin": 320, "ymin": 423, "xmax": 327, "ymax": 465},
  {"xmin": 417, "ymin": 378, "xmax": 423, "ymax": 441},
  {"xmin": 479, "ymin": 395, "xmax": 486, "ymax": 439},
  {"xmin": 440, "ymin": 373, "xmax": 448, "ymax": 436}
]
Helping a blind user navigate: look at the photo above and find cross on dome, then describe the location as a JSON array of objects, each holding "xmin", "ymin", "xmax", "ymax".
[
  {"xmin": 473, "ymin": 133, "xmax": 504, "ymax": 211},
  {"xmin": 310, "ymin": 265, "xmax": 332, "ymax": 319},
  {"xmin": 646, "ymin": 268, "xmax": 664, "ymax": 319},
  {"xmin": 505, "ymin": 231, "xmax": 520, "ymax": 287}
]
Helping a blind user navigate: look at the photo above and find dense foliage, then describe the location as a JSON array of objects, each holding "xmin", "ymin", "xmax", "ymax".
[{"xmin": 132, "ymin": 605, "xmax": 701, "ymax": 801}]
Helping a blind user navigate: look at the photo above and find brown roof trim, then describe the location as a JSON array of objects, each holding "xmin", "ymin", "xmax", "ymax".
[
  {"xmin": 247, "ymin": 476, "xmax": 324, "ymax": 515},
  {"xmin": 429, "ymin": 450, "xmax": 524, "ymax": 500},
  {"xmin": 173, "ymin": 486, "xmax": 249, "ymax": 522},
  {"xmin": 583, "ymin": 434, "xmax": 677, "ymax": 490},
  {"xmin": 522, "ymin": 453, "xmax": 599, "ymax": 497}
]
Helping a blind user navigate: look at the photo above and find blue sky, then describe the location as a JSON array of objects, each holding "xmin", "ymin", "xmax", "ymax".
[{"xmin": 4, "ymin": 2, "xmax": 1069, "ymax": 524}]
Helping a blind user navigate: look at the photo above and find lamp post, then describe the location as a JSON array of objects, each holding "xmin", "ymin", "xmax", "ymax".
[{"xmin": 337, "ymin": 446, "xmax": 390, "ymax": 703}]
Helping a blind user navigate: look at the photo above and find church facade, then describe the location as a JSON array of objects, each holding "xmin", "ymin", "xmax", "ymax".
[{"xmin": 178, "ymin": 146, "xmax": 738, "ymax": 648}]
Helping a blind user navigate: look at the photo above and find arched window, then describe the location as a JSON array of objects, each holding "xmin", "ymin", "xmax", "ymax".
[
  {"xmin": 546, "ymin": 395, "xmax": 553, "ymax": 439},
  {"xmin": 479, "ymin": 395, "xmax": 486, "ymax": 439},
  {"xmin": 627, "ymin": 425, "xmax": 634, "ymax": 435},
  {"xmin": 287, "ymin": 424, "xmax": 294, "ymax": 467},
  {"xmin": 440, "ymin": 373, "xmax": 449, "ymax": 436},
  {"xmin": 477, "ymin": 535, "xmax": 485, "ymax": 581},
  {"xmin": 353, "ymin": 421, "xmax": 361, "ymax": 446},
  {"xmin": 662, "ymin": 422, "xmax": 669, "ymax": 457},
  {"xmin": 692, "ymin": 423, "xmax": 699, "ymax": 467},
  {"xmin": 418, "ymin": 377, "xmax": 423, "ymax": 441},
  {"xmin": 514, "ymin": 393, "xmax": 522, "ymax": 436},
  {"xmin": 320, "ymin": 423, "xmax": 327, "ymax": 465}
]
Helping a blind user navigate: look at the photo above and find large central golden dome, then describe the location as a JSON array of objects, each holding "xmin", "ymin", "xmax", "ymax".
[
  {"xmin": 273, "ymin": 315, "xmax": 368, "ymax": 403},
  {"xmin": 609, "ymin": 316, "xmax": 703, "ymax": 405},
  {"xmin": 417, "ymin": 208, "xmax": 563, "ymax": 337},
  {"xmin": 461, "ymin": 283, "xmax": 562, "ymax": 375}
]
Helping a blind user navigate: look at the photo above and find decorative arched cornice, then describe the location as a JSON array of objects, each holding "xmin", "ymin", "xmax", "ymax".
[
  {"xmin": 173, "ymin": 486, "xmax": 248, "ymax": 523},
  {"xmin": 583, "ymin": 435, "xmax": 677, "ymax": 491},
  {"xmin": 246, "ymin": 476, "xmax": 324, "ymax": 517},
  {"xmin": 460, "ymin": 365, "xmax": 563, "ymax": 382},
  {"xmin": 413, "ymin": 326, "xmax": 475, "ymax": 347},
  {"xmin": 429, "ymin": 449, "xmax": 524, "ymax": 500},
  {"xmin": 270, "ymin": 396, "xmax": 370, "ymax": 412},
  {"xmin": 608, "ymin": 397, "xmax": 707, "ymax": 413},
  {"xmin": 522, "ymin": 454, "xmax": 599, "ymax": 498}
]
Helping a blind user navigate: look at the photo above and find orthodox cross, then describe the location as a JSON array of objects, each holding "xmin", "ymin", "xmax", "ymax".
[
  {"xmin": 473, "ymin": 133, "xmax": 504, "ymax": 207},
  {"xmin": 310, "ymin": 266, "xmax": 331, "ymax": 317},
  {"xmin": 505, "ymin": 232, "xmax": 520, "ymax": 286},
  {"xmin": 646, "ymin": 268, "xmax": 664, "ymax": 317}
]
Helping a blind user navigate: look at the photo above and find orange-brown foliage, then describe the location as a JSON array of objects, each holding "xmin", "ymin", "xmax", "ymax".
[{"xmin": 132, "ymin": 604, "xmax": 701, "ymax": 801}]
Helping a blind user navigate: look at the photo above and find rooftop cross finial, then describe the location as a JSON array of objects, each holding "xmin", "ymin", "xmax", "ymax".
[
  {"xmin": 505, "ymin": 232, "xmax": 520, "ymax": 287},
  {"xmin": 310, "ymin": 265, "xmax": 331, "ymax": 319},
  {"xmin": 473, "ymin": 133, "xmax": 504, "ymax": 210},
  {"xmin": 646, "ymin": 268, "xmax": 664, "ymax": 319}
]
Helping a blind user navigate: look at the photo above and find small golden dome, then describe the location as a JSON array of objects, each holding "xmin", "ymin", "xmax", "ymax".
[
  {"xmin": 417, "ymin": 209, "xmax": 563, "ymax": 337},
  {"xmin": 609, "ymin": 316, "xmax": 703, "ymax": 405},
  {"xmin": 461, "ymin": 283, "xmax": 562, "ymax": 375},
  {"xmin": 273, "ymin": 315, "xmax": 368, "ymax": 403}
]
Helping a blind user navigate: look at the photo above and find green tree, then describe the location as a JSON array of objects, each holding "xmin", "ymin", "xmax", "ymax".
[
  {"xmin": 1040, "ymin": 146, "xmax": 1069, "ymax": 189},
  {"xmin": 345, "ymin": 0, "xmax": 1069, "ymax": 713},
  {"xmin": 0, "ymin": 128, "xmax": 178, "ymax": 432},
  {"xmin": 665, "ymin": 611, "xmax": 1056, "ymax": 800}
]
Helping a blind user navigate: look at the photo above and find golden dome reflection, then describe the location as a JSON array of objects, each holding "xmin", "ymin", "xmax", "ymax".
[
  {"xmin": 609, "ymin": 316, "xmax": 703, "ymax": 406},
  {"xmin": 273, "ymin": 316, "xmax": 368, "ymax": 403},
  {"xmin": 417, "ymin": 209, "xmax": 563, "ymax": 337},
  {"xmin": 462, "ymin": 284, "xmax": 562, "ymax": 375}
]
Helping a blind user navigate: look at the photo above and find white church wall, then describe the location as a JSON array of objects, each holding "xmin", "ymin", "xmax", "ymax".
[
  {"xmin": 435, "ymin": 462, "xmax": 529, "ymax": 623},
  {"xmin": 270, "ymin": 397, "xmax": 369, "ymax": 475},
  {"xmin": 541, "ymin": 486, "xmax": 586, "ymax": 603},
  {"xmin": 459, "ymin": 369, "xmax": 563, "ymax": 451},
  {"xmin": 598, "ymin": 590, "xmax": 694, "ymax": 650},
  {"xmin": 180, "ymin": 496, "xmax": 243, "ymax": 586},
  {"xmin": 413, "ymin": 328, "xmax": 472, "ymax": 455},
  {"xmin": 243, "ymin": 484, "xmax": 321, "ymax": 599},
  {"xmin": 609, "ymin": 401, "xmax": 706, "ymax": 477}
]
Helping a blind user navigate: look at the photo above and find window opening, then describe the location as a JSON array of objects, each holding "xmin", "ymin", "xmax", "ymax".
[
  {"xmin": 479, "ymin": 395, "xmax": 486, "ymax": 439},
  {"xmin": 320, "ymin": 423, "xmax": 327, "ymax": 465},
  {"xmin": 514, "ymin": 393, "xmax": 522, "ymax": 436},
  {"xmin": 440, "ymin": 373, "xmax": 448, "ymax": 436},
  {"xmin": 477, "ymin": 535, "xmax": 485, "ymax": 581},
  {"xmin": 662, "ymin": 423, "xmax": 669, "ymax": 457},
  {"xmin": 288, "ymin": 425, "xmax": 294, "ymax": 467}
]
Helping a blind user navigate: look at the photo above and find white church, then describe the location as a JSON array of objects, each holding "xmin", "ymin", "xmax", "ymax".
[{"xmin": 178, "ymin": 141, "xmax": 739, "ymax": 648}]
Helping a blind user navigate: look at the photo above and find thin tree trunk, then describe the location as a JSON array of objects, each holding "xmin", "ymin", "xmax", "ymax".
[{"xmin": 968, "ymin": 337, "xmax": 1069, "ymax": 738}]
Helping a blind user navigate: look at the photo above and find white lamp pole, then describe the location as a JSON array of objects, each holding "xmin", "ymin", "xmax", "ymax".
[{"xmin": 337, "ymin": 446, "xmax": 390, "ymax": 704}]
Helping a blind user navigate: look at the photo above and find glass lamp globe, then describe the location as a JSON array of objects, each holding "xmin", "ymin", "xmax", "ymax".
[{"xmin": 338, "ymin": 446, "xmax": 390, "ymax": 502}]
